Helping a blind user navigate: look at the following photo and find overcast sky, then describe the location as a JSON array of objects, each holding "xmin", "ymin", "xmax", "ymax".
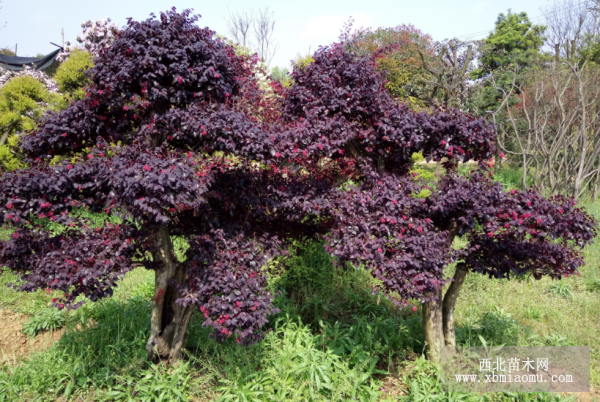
[{"xmin": 2, "ymin": 0, "xmax": 553, "ymax": 69}]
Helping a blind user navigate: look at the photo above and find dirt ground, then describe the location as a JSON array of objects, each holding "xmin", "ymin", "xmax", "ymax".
[{"xmin": 0, "ymin": 309, "xmax": 64, "ymax": 366}]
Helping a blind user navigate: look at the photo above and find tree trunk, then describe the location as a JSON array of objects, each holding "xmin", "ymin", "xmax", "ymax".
[
  {"xmin": 422, "ymin": 287, "xmax": 444, "ymax": 362},
  {"xmin": 522, "ymin": 154, "xmax": 528, "ymax": 190},
  {"xmin": 145, "ymin": 225, "xmax": 193, "ymax": 366},
  {"xmin": 442, "ymin": 264, "xmax": 468, "ymax": 348}
]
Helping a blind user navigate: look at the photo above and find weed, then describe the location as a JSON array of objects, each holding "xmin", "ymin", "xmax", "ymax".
[
  {"xmin": 22, "ymin": 307, "xmax": 65, "ymax": 338},
  {"xmin": 523, "ymin": 306, "xmax": 543, "ymax": 320},
  {"xmin": 547, "ymin": 281, "xmax": 574, "ymax": 299}
]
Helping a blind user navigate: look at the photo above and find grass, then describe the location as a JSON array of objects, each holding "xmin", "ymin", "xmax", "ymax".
[{"xmin": 0, "ymin": 169, "xmax": 599, "ymax": 401}]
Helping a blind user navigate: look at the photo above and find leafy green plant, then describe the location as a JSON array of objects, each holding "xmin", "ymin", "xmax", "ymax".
[
  {"xmin": 216, "ymin": 320, "xmax": 382, "ymax": 402},
  {"xmin": 543, "ymin": 333, "xmax": 574, "ymax": 346},
  {"xmin": 105, "ymin": 362, "xmax": 192, "ymax": 401},
  {"xmin": 547, "ymin": 281, "xmax": 574, "ymax": 299},
  {"xmin": 22, "ymin": 307, "xmax": 66, "ymax": 338},
  {"xmin": 457, "ymin": 306, "xmax": 522, "ymax": 346}
]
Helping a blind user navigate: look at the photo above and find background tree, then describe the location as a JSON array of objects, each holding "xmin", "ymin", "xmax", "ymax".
[
  {"xmin": 471, "ymin": 10, "xmax": 546, "ymax": 116},
  {"xmin": 543, "ymin": 0, "xmax": 593, "ymax": 61},
  {"xmin": 477, "ymin": 10, "xmax": 546, "ymax": 74},
  {"xmin": 1, "ymin": 8, "xmax": 596, "ymax": 367},
  {"xmin": 419, "ymin": 38, "xmax": 478, "ymax": 110},
  {"xmin": 345, "ymin": 24, "xmax": 434, "ymax": 107},
  {"xmin": 225, "ymin": 6, "xmax": 279, "ymax": 67},
  {"xmin": 492, "ymin": 57, "xmax": 600, "ymax": 199}
]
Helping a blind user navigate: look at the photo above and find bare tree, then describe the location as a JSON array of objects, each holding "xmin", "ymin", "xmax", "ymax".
[
  {"xmin": 225, "ymin": 6, "xmax": 279, "ymax": 67},
  {"xmin": 542, "ymin": 0, "xmax": 594, "ymax": 59},
  {"xmin": 0, "ymin": 1, "xmax": 6, "ymax": 31},
  {"xmin": 492, "ymin": 59, "xmax": 600, "ymax": 199},
  {"xmin": 419, "ymin": 39, "xmax": 477, "ymax": 110},
  {"xmin": 225, "ymin": 8, "xmax": 252, "ymax": 49},
  {"xmin": 252, "ymin": 7, "xmax": 279, "ymax": 67}
]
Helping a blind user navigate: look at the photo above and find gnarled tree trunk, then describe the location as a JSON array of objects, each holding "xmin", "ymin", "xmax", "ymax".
[
  {"xmin": 442, "ymin": 263, "xmax": 468, "ymax": 348},
  {"xmin": 422, "ymin": 287, "xmax": 444, "ymax": 362},
  {"xmin": 422, "ymin": 229, "xmax": 468, "ymax": 361},
  {"xmin": 146, "ymin": 225, "xmax": 194, "ymax": 366}
]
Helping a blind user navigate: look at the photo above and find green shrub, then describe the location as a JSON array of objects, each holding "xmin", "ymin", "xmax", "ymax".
[
  {"xmin": 54, "ymin": 49, "xmax": 93, "ymax": 98},
  {"xmin": 0, "ymin": 75, "xmax": 62, "ymax": 171}
]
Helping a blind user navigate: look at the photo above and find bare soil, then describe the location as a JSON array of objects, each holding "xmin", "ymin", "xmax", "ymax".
[{"xmin": 0, "ymin": 309, "xmax": 64, "ymax": 366}]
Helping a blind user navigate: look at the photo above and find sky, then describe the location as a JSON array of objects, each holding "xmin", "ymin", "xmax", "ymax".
[{"xmin": 1, "ymin": 0, "xmax": 554, "ymax": 69}]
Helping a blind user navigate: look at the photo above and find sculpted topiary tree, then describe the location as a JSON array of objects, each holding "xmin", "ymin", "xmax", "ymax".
[{"xmin": 1, "ymin": 8, "xmax": 596, "ymax": 365}]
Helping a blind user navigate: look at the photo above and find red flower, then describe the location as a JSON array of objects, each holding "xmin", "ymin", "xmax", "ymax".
[
  {"xmin": 177, "ymin": 76, "xmax": 183, "ymax": 84},
  {"xmin": 412, "ymin": 306, "xmax": 417, "ymax": 312},
  {"xmin": 143, "ymin": 165, "xmax": 151, "ymax": 171}
]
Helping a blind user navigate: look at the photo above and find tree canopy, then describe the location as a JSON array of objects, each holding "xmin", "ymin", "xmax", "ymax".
[{"xmin": 477, "ymin": 10, "xmax": 546, "ymax": 75}]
